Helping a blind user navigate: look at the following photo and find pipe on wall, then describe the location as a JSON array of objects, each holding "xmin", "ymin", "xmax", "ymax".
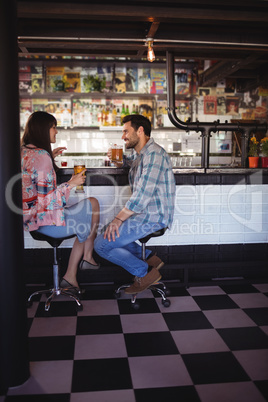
[{"xmin": 166, "ymin": 51, "xmax": 267, "ymax": 168}]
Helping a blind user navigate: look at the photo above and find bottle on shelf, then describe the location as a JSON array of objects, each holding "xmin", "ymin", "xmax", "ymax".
[
  {"xmin": 135, "ymin": 105, "xmax": 139, "ymax": 114},
  {"xmin": 55, "ymin": 103, "xmax": 62, "ymax": 126},
  {"xmin": 72, "ymin": 101, "xmax": 80, "ymax": 126},
  {"xmin": 62, "ymin": 103, "xmax": 71, "ymax": 128},
  {"xmin": 79, "ymin": 102, "xmax": 85, "ymax": 126},
  {"xmin": 108, "ymin": 105, "xmax": 113, "ymax": 126},
  {"xmin": 125, "ymin": 104, "xmax": 130, "ymax": 115},
  {"xmin": 131, "ymin": 104, "xmax": 136, "ymax": 114},
  {"xmin": 97, "ymin": 105, "xmax": 102, "ymax": 126},
  {"xmin": 121, "ymin": 103, "xmax": 126, "ymax": 124},
  {"xmin": 112, "ymin": 104, "xmax": 117, "ymax": 126},
  {"xmin": 116, "ymin": 108, "xmax": 121, "ymax": 126},
  {"xmin": 86, "ymin": 103, "xmax": 93, "ymax": 126},
  {"xmin": 92, "ymin": 103, "xmax": 98, "ymax": 126}
]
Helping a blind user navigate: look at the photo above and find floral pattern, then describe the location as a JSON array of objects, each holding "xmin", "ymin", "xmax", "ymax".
[{"xmin": 21, "ymin": 146, "xmax": 70, "ymax": 231}]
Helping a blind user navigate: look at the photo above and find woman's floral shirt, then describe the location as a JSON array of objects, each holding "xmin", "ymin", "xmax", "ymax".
[{"xmin": 21, "ymin": 145, "xmax": 70, "ymax": 231}]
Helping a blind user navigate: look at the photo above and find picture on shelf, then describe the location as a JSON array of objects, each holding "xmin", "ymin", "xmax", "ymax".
[
  {"xmin": 125, "ymin": 67, "xmax": 138, "ymax": 92},
  {"xmin": 115, "ymin": 66, "xmax": 127, "ymax": 92},
  {"xmin": 46, "ymin": 66, "xmax": 65, "ymax": 92},
  {"xmin": 217, "ymin": 96, "xmax": 226, "ymax": 115},
  {"xmin": 19, "ymin": 65, "xmax": 32, "ymax": 94},
  {"xmin": 239, "ymin": 91, "xmax": 256, "ymax": 109},
  {"xmin": 138, "ymin": 68, "xmax": 151, "ymax": 93},
  {"xmin": 64, "ymin": 68, "xmax": 81, "ymax": 93},
  {"xmin": 175, "ymin": 71, "xmax": 189, "ymax": 95},
  {"xmin": 150, "ymin": 68, "xmax": 166, "ymax": 94},
  {"xmin": 31, "ymin": 65, "xmax": 43, "ymax": 93},
  {"xmin": 226, "ymin": 96, "xmax": 240, "ymax": 115},
  {"xmin": 204, "ymin": 95, "xmax": 217, "ymax": 114},
  {"xmin": 198, "ymin": 87, "xmax": 210, "ymax": 96},
  {"xmin": 225, "ymin": 78, "xmax": 236, "ymax": 93}
]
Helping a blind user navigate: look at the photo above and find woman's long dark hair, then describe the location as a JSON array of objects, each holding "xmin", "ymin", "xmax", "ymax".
[{"xmin": 21, "ymin": 111, "xmax": 58, "ymax": 171}]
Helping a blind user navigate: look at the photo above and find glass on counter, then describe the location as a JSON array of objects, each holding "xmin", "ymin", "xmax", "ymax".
[
  {"xmin": 61, "ymin": 158, "xmax": 68, "ymax": 167},
  {"xmin": 73, "ymin": 159, "xmax": 86, "ymax": 193}
]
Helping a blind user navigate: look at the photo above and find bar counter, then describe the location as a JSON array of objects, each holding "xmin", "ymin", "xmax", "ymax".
[
  {"xmin": 57, "ymin": 166, "xmax": 268, "ymax": 186},
  {"xmin": 23, "ymin": 167, "xmax": 268, "ymax": 286}
]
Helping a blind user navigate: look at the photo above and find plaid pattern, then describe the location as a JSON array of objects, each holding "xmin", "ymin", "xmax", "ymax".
[{"xmin": 125, "ymin": 138, "xmax": 176, "ymax": 227}]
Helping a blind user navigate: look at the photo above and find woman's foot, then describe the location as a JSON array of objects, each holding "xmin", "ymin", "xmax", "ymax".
[
  {"xmin": 79, "ymin": 259, "xmax": 100, "ymax": 270},
  {"xmin": 60, "ymin": 277, "xmax": 85, "ymax": 295}
]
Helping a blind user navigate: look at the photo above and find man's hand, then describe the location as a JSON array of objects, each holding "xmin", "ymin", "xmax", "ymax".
[{"xmin": 104, "ymin": 218, "xmax": 122, "ymax": 242}]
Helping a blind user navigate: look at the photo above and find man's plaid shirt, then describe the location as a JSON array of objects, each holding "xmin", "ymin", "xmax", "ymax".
[{"xmin": 125, "ymin": 138, "xmax": 176, "ymax": 228}]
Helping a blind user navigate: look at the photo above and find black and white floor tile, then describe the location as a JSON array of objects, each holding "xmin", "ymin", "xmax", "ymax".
[{"xmin": 3, "ymin": 281, "xmax": 268, "ymax": 402}]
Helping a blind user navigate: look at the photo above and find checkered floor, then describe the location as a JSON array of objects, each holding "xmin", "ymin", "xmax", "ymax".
[{"xmin": 3, "ymin": 280, "xmax": 268, "ymax": 402}]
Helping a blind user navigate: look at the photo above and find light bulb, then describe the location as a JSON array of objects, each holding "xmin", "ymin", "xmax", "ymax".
[
  {"xmin": 147, "ymin": 46, "xmax": 155, "ymax": 62},
  {"xmin": 146, "ymin": 39, "xmax": 155, "ymax": 62}
]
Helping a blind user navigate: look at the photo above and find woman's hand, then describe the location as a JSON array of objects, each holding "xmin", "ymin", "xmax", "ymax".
[
  {"xmin": 107, "ymin": 147, "xmax": 112, "ymax": 160},
  {"xmin": 104, "ymin": 218, "xmax": 122, "ymax": 242},
  {"xmin": 67, "ymin": 169, "xmax": 86, "ymax": 189},
  {"xmin": 53, "ymin": 147, "xmax": 67, "ymax": 158}
]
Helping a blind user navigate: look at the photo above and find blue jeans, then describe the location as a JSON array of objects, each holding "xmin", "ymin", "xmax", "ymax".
[
  {"xmin": 34, "ymin": 199, "xmax": 92, "ymax": 243},
  {"xmin": 94, "ymin": 218, "xmax": 165, "ymax": 277}
]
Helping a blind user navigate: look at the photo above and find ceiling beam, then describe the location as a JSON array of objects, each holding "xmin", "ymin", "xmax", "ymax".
[
  {"xmin": 17, "ymin": 2, "xmax": 268, "ymax": 23},
  {"xmin": 199, "ymin": 54, "xmax": 262, "ymax": 86}
]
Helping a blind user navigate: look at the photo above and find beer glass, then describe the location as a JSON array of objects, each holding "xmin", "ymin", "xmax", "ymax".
[
  {"xmin": 111, "ymin": 144, "xmax": 123, "ymax": 166},
  {"xmin": 73, "ymin": 159, "xmax": 86, "ymax": 193}
]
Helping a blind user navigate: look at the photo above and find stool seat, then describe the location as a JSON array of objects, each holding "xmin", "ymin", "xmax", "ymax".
[
  {"xmin": 115, "ymin": 227, "xmax": 171, "ymax": 309},
  {"xmin": 27, "ymin": 230, "xmax": 83, "ymax": 312},
  {"xmin": 139, "ymin": 227, "xmax": 167, "ymax": 244},
  {"xmin": 30, "ymin": 230, "xmax": 76, "ymax": 248}
]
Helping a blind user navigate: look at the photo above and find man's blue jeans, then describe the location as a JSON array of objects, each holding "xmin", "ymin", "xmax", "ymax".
[{"xmin": 94, "ymin": 218, "xmax": 165, "ymax": 278}]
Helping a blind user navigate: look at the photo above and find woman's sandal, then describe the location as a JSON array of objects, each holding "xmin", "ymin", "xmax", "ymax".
[
  {"xmin": 60, "ymin": 278, "xmax": 85, "ymax": 295},
  {"xmin": 79, "ymin": 260, "xmax": 100, "ymax": 270}
]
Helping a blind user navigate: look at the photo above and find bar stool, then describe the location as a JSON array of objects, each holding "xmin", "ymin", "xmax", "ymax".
[
  {"xmin": 114, "ymin": 228, "xmax": 171, "ymax": 309},
  {"xmin": 27, "ymin": 231, "xmax": 83, "ymax": 312}
]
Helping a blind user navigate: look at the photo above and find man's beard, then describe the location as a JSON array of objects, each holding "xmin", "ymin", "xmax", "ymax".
[{"xmin": 125, "ymin": 137, "xmax": 139, "ymax": 149}]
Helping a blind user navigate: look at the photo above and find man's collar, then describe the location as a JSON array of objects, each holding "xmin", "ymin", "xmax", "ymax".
[{"xmin": 139, "ymin": 137, "xmax": 153, "ymax": 155}]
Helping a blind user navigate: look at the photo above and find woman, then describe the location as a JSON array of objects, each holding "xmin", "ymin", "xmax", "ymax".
[{"xmin": 21, "ymin": 111, "xmax": 100, "ymax": 294}]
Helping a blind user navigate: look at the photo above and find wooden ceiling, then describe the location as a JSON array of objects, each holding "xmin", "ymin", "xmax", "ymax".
[{"xmin": 17, "ymin": 0, "xmax": 268, "ymax": 91}]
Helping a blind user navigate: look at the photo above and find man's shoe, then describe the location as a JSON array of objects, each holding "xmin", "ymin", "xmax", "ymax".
[
  {"xmin": 125, "ymin": 268, "xmax": 162, "ymax": 294},
  {"xmin": 146, "ymin": 252, "xmax": 164, "ymax": 271}
]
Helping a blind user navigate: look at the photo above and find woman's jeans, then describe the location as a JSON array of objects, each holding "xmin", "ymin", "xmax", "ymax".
[{"xmin": 94, "ymin": 218, "xmax": 165, "ymax": 278}]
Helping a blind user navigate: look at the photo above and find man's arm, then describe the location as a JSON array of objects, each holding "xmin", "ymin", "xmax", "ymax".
[{"xmin": 104, "ymin": 207, "xmax": 134, "ymax": 241}]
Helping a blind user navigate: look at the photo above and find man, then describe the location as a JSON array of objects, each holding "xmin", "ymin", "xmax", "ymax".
[{"xmin": 94, "ymin": 114, "xmax": 176, "ymax": 294}]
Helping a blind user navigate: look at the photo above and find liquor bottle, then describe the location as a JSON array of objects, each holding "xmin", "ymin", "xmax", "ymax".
[
  {"xmin": 135, "ymin": 105, "xmax": 139, "ymax": 114},
  {"xmin": 116, "ymin": 108, "xmax": 121, "ymax": 126},
  {"xmin": 62, "ymin": 103, "xmax": 71, "ymax": 128},
  {"xmin": 79, "ymin": 102, "xmax": 85, "ymax": 126},
  {"xmin": 112, "ymin": 104, "xmax": 117, "ymax": 126},
  {"xmin": 55, "ymin": 103, "xmax": 62, "ymax": 126},
  {"xmin": 147, "ymin": 107, "xmax": 153, "ymax": 122},
  {"xmin": 87, "ymin": 103, "xmax": 93, "ymax": 126},
  {"xmin": 125, "ymin": 105, "xmax": 130, "ymax": 115},
  {"xmin": 92, "ymin": 104, "xmax": 98, "ymax": 126},
  {"xmin": 97, "ymin": 105, "xmax": 102, "ymax": 126},
  {"xmin": 103, "ymin": 105, "xmax": 109, "ymax": 126},
  {"xmin": 72, "ymin": 101, "xmax": 79, "ymax": 126},
  {"xmin": 108, "ymin": 105, "xmax": 113, "ymax": 126},
  {"xmin": 131, "ymin": 104, "xmax": 136, "ymax": 114},
  {"xmin": 121, "ymin": 103, "xmax": 126, "ymax": 124}
]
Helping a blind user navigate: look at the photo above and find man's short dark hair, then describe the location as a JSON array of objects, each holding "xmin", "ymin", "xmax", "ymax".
[{"xmin": 122, "ymin": 114, "xmax": 151, "ymax": 137}]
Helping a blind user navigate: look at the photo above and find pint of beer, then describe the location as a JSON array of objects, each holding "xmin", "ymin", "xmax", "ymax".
[
  {"xmin": 73, "ymin": 160, "xmax": 86, "ymax": 193},
  {"xmin": 111, "ymin": 144, "xmax": 123, "ymax": 166}
]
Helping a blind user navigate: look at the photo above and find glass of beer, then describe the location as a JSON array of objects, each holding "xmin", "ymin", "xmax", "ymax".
[
  {"xmin": 73, "ymin": 159, "xmax": 86, "ymax": 193},
  {"xmin": 111, "ymin": 144, "xmax": 123, "ymax": 166}
]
